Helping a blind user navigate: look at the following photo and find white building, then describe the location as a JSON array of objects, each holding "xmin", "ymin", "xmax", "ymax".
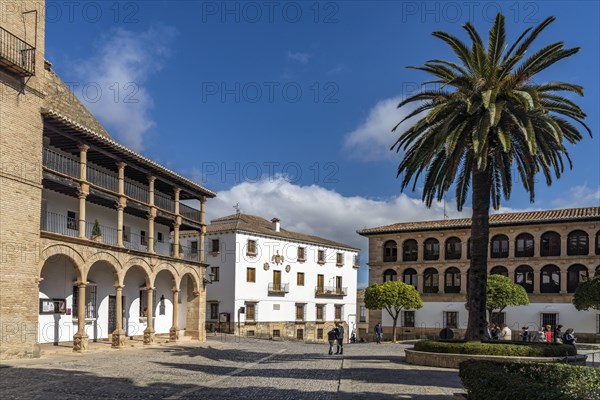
[{"xmin": 181, "ymin": 213, "xmax": 360, "ymax": 342}]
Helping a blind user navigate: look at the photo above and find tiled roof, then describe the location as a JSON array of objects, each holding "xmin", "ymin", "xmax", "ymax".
[
  {"xmin": 357, "ymin": 207, "xmax": 600, "ymax": 235},
  {"xmin": 207, "ymin": 213, "xmax": 359, "ymax": 251}
]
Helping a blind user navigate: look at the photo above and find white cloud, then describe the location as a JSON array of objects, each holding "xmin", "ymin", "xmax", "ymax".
[
  {"xmin": 343, "ymin": 96, "xmax": 421, "ymax": 162},
  {"xmin": 551, "ymin": 184, "xmax": 600, "ymax": 208},
  {"xmin": 73, "ymin": 26, "xmax": 176, "ymax": 151},
  {"xmin": 286, "ymin": 51, "xmax": 312, "ymax": 64}
]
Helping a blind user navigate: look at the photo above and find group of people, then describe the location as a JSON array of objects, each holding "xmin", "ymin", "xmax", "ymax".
[
  {"xmin": 485, "ymin": 322, "xmax": 578, "ymax": 345},
  {"xmin": 486, "ymin": 323, "xmax": 512, "ymax": 340},
  {"xmin": 327, "ymin": 322, "xmax": 345, "ymax": 355}
]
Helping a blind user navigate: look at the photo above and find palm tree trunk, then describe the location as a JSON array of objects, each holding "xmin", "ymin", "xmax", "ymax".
[{"xmin": 465, "ymin": 168, "xmax": 492, "ymax": 340}]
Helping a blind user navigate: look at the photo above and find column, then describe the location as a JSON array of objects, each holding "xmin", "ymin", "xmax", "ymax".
[
  {"xmin": 417, "ymin": 272, "xmax": 424, "ymax": 294},
  {"xmin": 560, "ymin": 268, "xmax": 567, "ymax": 294},
  {"xmin": 174, "ymin": 188, "xmax": 181, "ymax": 215},
  {"xmin": 79, "ymin": 144, "xmax": 89, "ymax": 181},
  {"xmin": 459, "ymin": 268, "xmax": 467, "ymax": 294},
  {"xmin": 173, "ymin": 221, "xmax": 181, "ymax": 258},
  {"xmin": 77, "ymin": 191, "xmax": 87, "ymax": 239},
  {"xmin": 169, "ymin": 288, "xmax": 180, "ymax": 342},
  {"xmin": 73, "ymin": 282, "xmax": 88, "ymax": 352},
  {"xmin": 143, "ymin": 287, "xmax": 155, "ymax": 344},
  {"xmin": 117, "ymin": 203, "xmax": 125, "ymax": 247},
  {"xmin": 117, "ymin": 162, "xmax": 126, "ymax": 195},
  {"xmin": 532, "ymin": 265, "xmax": 541, "ymax": 294},
  {"xmin": 148, "ymin": 176, "xmax": 156, "ymax": 253},
  {"xmin": 199, "ymin": 196, "xmax": 206, "ymax": 263},
  {"xmin": 112, "ymin": 284, "xmax": 126, "ymax": 348},
  {"xmin": 78, "ymin": 145, "xmax": 89, "ymax": 239}
]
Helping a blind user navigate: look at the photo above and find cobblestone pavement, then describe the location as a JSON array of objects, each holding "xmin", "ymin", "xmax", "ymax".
[{"xmin": 0, "ymin": 336, "xmax": 464, "ymax": 399}]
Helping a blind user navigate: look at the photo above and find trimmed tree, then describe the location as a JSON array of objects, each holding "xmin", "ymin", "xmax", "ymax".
[
  {"xmin": 573, "ymin": 275, "xmax": 600, "ymax": 311},
  {"xmin": 484, "ymin": 274, "xmax": 529, "ymax": 322},
  {"xmin": 391, "ymin": 14, "xmax": 589, "ymax": 339},
  {"xmin": 364, "ymin": 281, "xmax": 423, "ymax": 342}
]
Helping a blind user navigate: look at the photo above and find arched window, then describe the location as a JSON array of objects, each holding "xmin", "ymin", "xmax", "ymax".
[
  {"xmin": 541, "ymin": 231, "xmax": 561, "ymax": 256},
  {"xmin": 444, "ymin": 267, "xmax": 461, "ymax": 293},
  {"xmin": 540, "ymin": 265, "xmax": 560, "ymax": 293},
  {"xmin": 567, "ymin": 230, "xmax": 589, "ymax": 256},
  {"xmin": 424, "ymin": 238, "xmax": 440, "ymax": 260},
  {"xmin": 467, "ymin": 238, "xmax": 471, "ymax": 259},
  {"xmin": 596, "ymin": 231, "xmax": 600, "ymax": 256},
  {"xmin": 403, "ymin": 239, "xmax": 418, "ymax": 262},
  {"xmin": 383, "ymin": 269, "xmax": 397, "ymax": 282},
  {"xmin": 567, "ymin": 264, "xmax": 588, "ymax": 293},
  {"xmin": 515, "ymin": 265, "xmax": 534, "ymax": 293},
  {"xmin": 490, "ymin": 266, "xmax": 508, "ymax": 277},
  {"xmin": 445, "ymin": 237, "xmax": 462, "ymax": 260},
  {"xmin": 515, "ymin": 233, "xmax": 534, "ymax": 257},
  {"xmin": 491, "ymin": 234, "xmax": 509, "ymax": 258},
  {"xmin": 383, "ymin": 240, "xmax": 397, "ymax": 262},
  {"xmin": 423, "ymin": 268, "xmax": 439, "ymax": 293},
  {"xmin": 403, "ymin": 268, "xmax": 417, "ymax": 288}
]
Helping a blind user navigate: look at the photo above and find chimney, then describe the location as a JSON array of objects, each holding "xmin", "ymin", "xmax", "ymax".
[{"xmin": 271, "ymin": 218, "xmax": 280, "ymax": 232}]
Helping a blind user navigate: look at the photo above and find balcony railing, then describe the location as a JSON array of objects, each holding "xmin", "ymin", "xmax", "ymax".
[
  {"xmin": 268, "ymin": 282, "xmax": 289, "ymax": 294},
  {"xmin": 0, "ymin": 26, "xmax": 35, "ymax": 76},
  {"xmin": 41, "ymin": 211, "xmax": 79, "ymax": 238},
  {"xmin": 180, "ymin": 244, "xmax": 199, "ymax": 262},
  {"xmin": 85, "ymin": 221, "xmax": 118, "ymax": 246},
  {"xmin": 124, "ymin": 179, "xmax": 149, "ymax": 203},
  {"xmin": 155, "ymin": 191, "xmax": 175, "ymax": 212},
  {"xmin": 155, "ymin": 240, "xmax": 170, "ymax": 257},
  {"xmin": 315, "ymin": 286, "xmax": 347, "ymax": 297},
  {"xmin": 180, "ymin": 203, "xmax": 201, "ymax": 221},
  {"xmin": 43, "ymin": 147, "xmax": 80, "ymax": 178},
  {"xmin": 87, "ymin": 165, "xmax": 119, "ymax": 192},
  {"xmin": 124, "ymin": 232, "xmax": 148, "ymax": 252}
]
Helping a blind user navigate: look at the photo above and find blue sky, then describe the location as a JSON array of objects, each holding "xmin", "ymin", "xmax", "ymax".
[{"xmin": 44, "ymin": 1, "xmax": 600, "ymax": 286}]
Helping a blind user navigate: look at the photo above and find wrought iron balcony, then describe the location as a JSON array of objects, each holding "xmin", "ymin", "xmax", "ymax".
[
  {"xmin": 268, "ymin": 282, "xmax": 289, "ymax": 295},
  {"xmin": 315, "ymin": 286, "xmax": 347, "ymax": 297},
  {"xmin": 0, "ymin": 26, "xmax": 35, "ymax": 77},
  {"xmin": 180, "ymin": 203, "xmax": 201, "ymax": 222}
]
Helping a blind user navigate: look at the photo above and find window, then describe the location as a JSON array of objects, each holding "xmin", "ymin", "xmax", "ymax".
[
  {"xmin": 445, "ymin": 237, "xmax": 462, "ymax": 260},
  {"xmin": 316, "ymin": 304, "xmax": 324, "ymax": 320},
  {"xmin": 596, "ymin": 231, "xmax": 600, "ymax": 256},
  {"xmin": 541, "ymin": 313, "xmax": 558, "ymax": 329},
  {"xmin": 296, "ymin": 304, "xmax": 305, "ymax": 321},
  {"xmin": 67, "ymin": 210, "xmax": 78, "ymax": 230},
  {"xmin": 298, "ymin": 246, "xmax": 306, "ymax": 261},
  {"xmin": 403, "ymin": 268, "xmax": 417, "ymax": 288},
  {"xmin": 491, "ymin": 235, "xmax": 509, "ymax": 258},
  {"xmin": 211, "ymin": 239, "xmax": 219, "ymax": 253},
  {"xmin": 297, "ymin": 272, "xmax": 305, "ymax": 286},
  {"xmin": 515, "ymin": 233, "xmax": 534, "ymax": 257},
  {"xmin": 245, "ymin": 303, "xmax": 256, "ymax": 321},
  {"xmin": 540, "ymin": 265, "xmax": 560, "ymax": 293},
  {"xmin": 318, "ymin": 250, "xmax": 325, "ymax": 264},
  {"xmin": 296, "ymin": 329, "xmax": 304, "ymax": 340},
  {"xmin": 138, "ymin": 287, "xmax": 156, "ymax": 317},
  {"xmin": 210, "ymin": 303, "xmax": 219, "ymax": 319},
  {"xmin": 443, "ymin": 311, "xmax": 458, "ymax": 329},
  {"xmin": 141, "ymin": 230, "xmax": 147, "ymax": 246},
  {"xmin": 190, "ymin": 240, "xmax": 198, "ymax": 255},
  {"xmin": 444, "ymin": 267, "xmax": 461, "ymax": 293},
  {"xmin": 72, "ymin": 284, "xmax": 97, "ymax": 319},
  {"xmin": 490, "ymin": 266, "xmax": 508, "ymax": 277},
  {"xmin": 541, "ymin": 231, "xmax": 561, "ymax": 256},
  {"xmin": 383, "ymin": 240, "xmax": 397, "ymax": 262},
  {"xmin": 247, "ymin": 330, "xmax": 255, "ymax": 337},
  {"xmin": 491, "ymin": 312, "xmax": 505, "ymax": 325},
  {"xmin": 567, "ymin": 230, "xmax": 589, "ymax": 256},
  {"xmin": 567, "ymin": 264, "xmax": 588, "ymax": 293},
  {"xmin": 210, "ymin": 266, "xmax": 220, "ymax": 282},
  {"xmin": 123, "ymin": 225, "xmax": 131, "ymax": 242},
  {"xmin": 383, "ymin": 269, "xmax": 397, "ymax": 282},
  {"xmin": 246, "ymin": 268, "xmax": 256, "ymax": 283},
  {"xmin": 402, "ymin": 311, "xmax": 415, "ymax": 327},
  {"xmin": 334, "ymin": 305, "xmax": 342, "ymax": 320},
  {"xmin": 359, "ymin": 305, "xmax": 366, "ymax": 323},
  {"xmin": 317, "ymin": 328, "xmax": 323, "ymax": 340},
  {"xmin": 336, "ymin": 253, "xmax": 343, "ymax": 266},
  {"xmin": 403, "ymin": 239, "xmax": 418, "ymax": 261},
  {"xmin": 424, "ymin": 238, "xmax": 439, "ymax": 260},
  {"xmin": 272, "ymin": 329, "xmax": 280, "ymax": 338},
  {"xmin": 157, "ymin": 232, "xmax": 163, "ymax": 243},
  {"xmin": 423, "ymin": 268, "xmax": 439, "ymax": 293},
  {"xmin": 515, "ymin": 265, "xmax": 534, "ymax": 293},
  {"xmin": 247, "ymin": 239, "xmax": 257, "ymax": 256}
]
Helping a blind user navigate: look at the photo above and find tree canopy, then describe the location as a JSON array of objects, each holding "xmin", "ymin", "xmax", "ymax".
[
  {"xmin": 573, "ymin": 275, "xmax": 600, "ymax": 311},
  {"xmin": 484, "ymin": 274, "xmax": 529, "ymax": 320}
]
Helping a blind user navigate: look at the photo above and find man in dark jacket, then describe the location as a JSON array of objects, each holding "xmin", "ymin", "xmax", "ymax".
[
  {"xmin": 327, "ymin": 327, "xmax": 338, "ymax": 355},
  {"xmin": 335, "ymin": 323, "xmax": 344, "ymax": 355},
  {"xmin": 375, "ymin": 322, "xmax": 383, "ymax": 344}
]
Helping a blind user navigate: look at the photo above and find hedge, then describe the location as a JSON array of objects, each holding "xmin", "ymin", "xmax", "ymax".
[
  {"xmin": 459, "ymin": 360, "xmax": 600, "ymax": 400},
  {"xmin": 414, "ymin": 340, "xmax": 577, "ymax": 357}
]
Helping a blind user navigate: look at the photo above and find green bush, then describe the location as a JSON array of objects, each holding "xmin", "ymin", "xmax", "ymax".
[
  {"xmin": 414, "ymin": 340, "xmax": 577, "ymax": 357},
  {"xmin": 459, "ymin": 360, "xmax": 600, "ymax": 400}
]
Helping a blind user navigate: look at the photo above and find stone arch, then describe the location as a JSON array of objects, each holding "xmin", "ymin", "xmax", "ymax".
[
  {"xmin": 39, "ymin": 244, "xmax": 85, "ymax": 282},
  {"xmin": 153, "ymin": 262, "xmax": 180, "ymax": 290},
  {"xmin": 179, "ymin": 268, "xmax": 201, "ymax": 294},
  {"xmin": 123, "ymin": 257, "xmax": 153, "ymax": 286},
  {"xmin": 83, "ymin": 251, "xmax": 123, "ymax": 283}
]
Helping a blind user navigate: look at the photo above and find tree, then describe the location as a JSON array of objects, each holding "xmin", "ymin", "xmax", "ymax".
[
  {"xmin": 573, "ymin": 275, "xmax": 600, "ymax": 311},
  {"xmin": 391, "ymin": 14, "xmax": 589, "ymax": 339},
  {"xmin": 364, "ymin": 281, "xmax": 423, "ymax": 342},
  {"xmin": 476, "ymin": 274, "xmax": 529, "ymax": 322}
]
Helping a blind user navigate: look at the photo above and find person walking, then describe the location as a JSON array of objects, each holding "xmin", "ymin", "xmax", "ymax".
[
  {"xmin": 327, "ymin": 326, "xmax": 338, "ymax": 355},
  {"xmin": 374, "ymin": 322, "xmax": 383, "ymax": 344},
  {"xmin": 336, "ymin": 322, "xmax": 345, "ymax": 355}
]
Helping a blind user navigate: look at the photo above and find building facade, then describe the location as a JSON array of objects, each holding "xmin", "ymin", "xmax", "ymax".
[
  {"xmin": 0, "ymin": 1, "xmax": 215, "ymax": 359},
  {"xmin": 181, "ymin": 213, "xmax": 359, "ymax": 342},
  {"xmin": 358, "ymin": 208, "xmax": 600, "ymax": 342}
]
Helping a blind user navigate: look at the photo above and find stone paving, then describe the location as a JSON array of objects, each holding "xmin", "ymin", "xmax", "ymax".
[{"xmin": 1, "ymin": 336, "xmax": 464, "ymax": 399}]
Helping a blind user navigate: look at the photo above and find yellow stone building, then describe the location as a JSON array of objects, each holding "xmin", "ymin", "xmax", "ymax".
[{"xmin": 0, "ymin": 0, "xmax": 215, "ymax": 359}]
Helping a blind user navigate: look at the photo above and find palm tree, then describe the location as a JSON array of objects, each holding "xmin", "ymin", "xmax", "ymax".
[{"xmin": 391, "ymin": 14, "xmax": 590, "ymax": 340}]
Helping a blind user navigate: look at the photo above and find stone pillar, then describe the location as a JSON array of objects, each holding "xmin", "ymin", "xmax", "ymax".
[
  {"xmin": 144, "ymin": 287, "xmax": 155, "ymax": 344},
  {"xmin": 148, "ymin": 176, "xmax": 156, "ymax": 253},
  {"xmin": 116, "ymin": 203, "xmax": 125, "ymax": 247},
  {"xmin": 117, "ymin": 162, "xmax": 126, "ymax": 195},
  {"xmin": 77, "ymin": 191, "xmax": 87, "ymax": 239},
  {"xmin": 78, "ymin": 144, "xmax": 89, "ymax": 181},
  {"xmin": 112, "ymin": 285, "xmax": 126, "ymax": 348},
  {"xmin": 173, "ymin": 221, "xmax": 181, "ymax": 258},
  {"xmin": 73, "ymin": 282, "xmax": 88, "ymax": 352},
  {"xmin": 532, "ymin": 265, "xmax": 541, "ymax": 294},
  {"xmin": 78, "ymin": 145, "xmax": 89, "ymax": 239},
  {"xmin": 459, "ymin": 268, "xmax": 467, "ymax": 294},
  {"xmin": 416, "ymin": 273, "xmax": 424, "ymax": 294},
  {"xmin": 560, "ymin": 268, "xmax": 567, "ymax": 294},
  {"xmin": 169, "ymin": 288, "xmax": 180, "ymax": 342},
  {"xmin": 174, "ymin": 188, "xmax": 181, "ymax": 215},
  {"xmin": 200, "ymin": 196, "xmax": 206, "ymax": 263}
]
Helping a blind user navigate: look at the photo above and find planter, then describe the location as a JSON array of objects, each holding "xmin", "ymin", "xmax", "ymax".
[{"xmin": 91, "ymin": 235, "xmax": 103, "ymax": 243}]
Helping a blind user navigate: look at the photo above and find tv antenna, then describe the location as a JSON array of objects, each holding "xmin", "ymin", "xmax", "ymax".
[{"xmin": 233, "ymin": 202, "xmax": 241, "ymax": 214}]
